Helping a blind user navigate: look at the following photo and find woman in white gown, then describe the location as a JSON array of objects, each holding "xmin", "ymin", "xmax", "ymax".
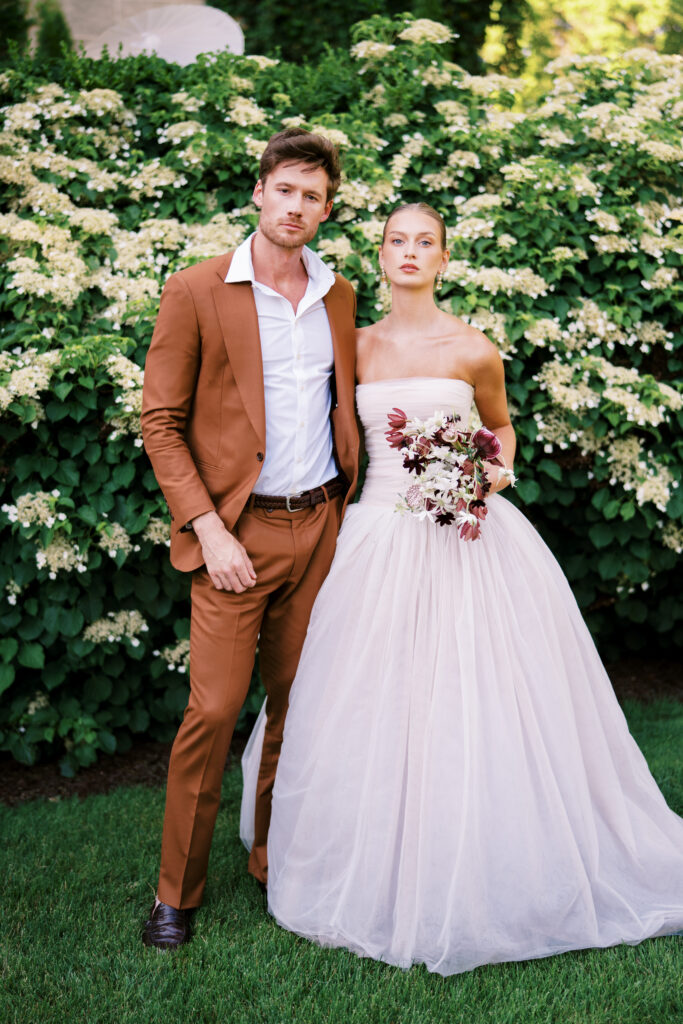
[{"xmin": 240, "ymin": 204, "xmax": 683, "ymax": 976}]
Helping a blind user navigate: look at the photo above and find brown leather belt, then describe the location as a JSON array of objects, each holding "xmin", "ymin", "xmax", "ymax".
[{"xmin": 250, "ymin": 475, "xmax": 345, "ymax": 512}]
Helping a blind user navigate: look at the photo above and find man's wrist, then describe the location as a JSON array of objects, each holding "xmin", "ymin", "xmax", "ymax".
[{"xmin": 191, "ymin": 509, "xmax": 224, "ymax": 541}]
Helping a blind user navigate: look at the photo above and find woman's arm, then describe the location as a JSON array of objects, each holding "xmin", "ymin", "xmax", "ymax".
[{"xmin": 471, "ymin": 338, "xmax": 516, "ymax": 493}]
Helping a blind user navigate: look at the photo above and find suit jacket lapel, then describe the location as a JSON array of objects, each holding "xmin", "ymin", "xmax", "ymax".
[
  {"xmin": 324, "ymin": 282, "xmax": 354, "ymax": 426},
  {"xmin": 211, "ymin": 262, "xmax": 266, "ymax": 446}
]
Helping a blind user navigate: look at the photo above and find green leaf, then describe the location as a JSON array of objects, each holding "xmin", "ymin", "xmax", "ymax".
[
  {"xmin": 597, "ymin": 552, "xmax": 621, "ymax": 580},
  {"xmin": 135, "ymin": 576, "xmax": 159, "ymax": 602},
  {"xmin": 9, "ymin": 733, "xmax": 35, "ymax": 765},
  {"xmin": 588, "ymin": 523, "xmax": 614, "ymax": 549},
  {"xmin": 77, "ymin": 390, "xmax": 98, "ymax": 411},
  {"xmin": 58, "ymin": 757, "xmax": 77, "ymax": 778},
  {"xmin": 84, "ymin": 676, "xmax": 113, "ymax": 704},
  {"xmin": 18, "ymin": 643, "xmax": 45, "ymax": 670},
  {"xmin": 623, "ymin": 599, "xmax": 648, "ymax": 624},
  {"xmin": 112, "ymin": 463, "xmax": 135, "ymax": 488},
  {"xmin": 129, "ymin": 707, "xmax": 150, "ymax": 732},
  {"xmin": 13, "ymin": 455, "xmax": 35, "ymax": 482},
  {"xmin": 165, "ymin": 686, "xmax": 190, "ymax": 716},
  {"xmin": 109, "ymin": 678, "xmax": 130, "ymax": 705},
  {"xmin": 515, "ymin": 479, "xmax": 541, "ymax": 504},
  {"xmin": 45, "ymin": 401, "xmax": 71, "ymax": 422},
  {"xmin": 113, "ymin": 572, "xmax": 135, "ymax": 598},
  {"xmin": 98, "ymin": 730, "xmax": 117, "ymax": 755},
  {"xmin": 18, "ymin": 618, "xmax": 43, "ymax": 641},
  {"xmin": 53, "ymin": 381, "xmax": 74, "ymax": 400},
  {"xmin": 54, "ymin": 461, "xmax": 80, "ymax": 487},
  {"xmin": 78, "ymin": 506, "xmax": 98, "ymax": 526},
  {"xmin": 0, "ymin": 663, "xmax": 15, "ymax": 696},
  {"xmin": 43, "ymin": 663, "xmax": 67, "ymax": 690},
  {"xmin": 66, "ymin": 433, "xmax": 87, "ymax": 456},
  {"xmin": 127, "ymin": 513, "xmax": 148, "ymax": 534},
  {"xmin": 58, "ymin": 608, "xmax": 85, "ymax": 637},
  {"xmin": 38, "ymin": 456, "xmax": 59, "ymax": 476},
  {"xmin": 538, "ymin": 459, "xmax": 562, "ymax": 482},
  {"xmin": 83, "ymin": 443, "xmax": 102, "ymax": 465},
  {"xmin": 0, "ymin": 637, "xmax": 19, "ymax": 663},
  {"xmin": 42, "ymin": 605, "xmax": 60, "ymax": 634}
]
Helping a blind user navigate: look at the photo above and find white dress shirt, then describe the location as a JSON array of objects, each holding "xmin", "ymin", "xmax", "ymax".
[{"xmin": 225, "ymin": 233, "xmax": 338, "ymax": 495}]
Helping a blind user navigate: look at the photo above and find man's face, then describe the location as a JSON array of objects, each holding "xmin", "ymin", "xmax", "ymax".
[{"xmin": 253, "ymin": 161, "xmax": 333, "ymax": 250}]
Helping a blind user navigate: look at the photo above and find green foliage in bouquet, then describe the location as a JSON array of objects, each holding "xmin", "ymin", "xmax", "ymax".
[{"xmin": 0, "ymin": 14, "xmax": 681, "ymax": 770}]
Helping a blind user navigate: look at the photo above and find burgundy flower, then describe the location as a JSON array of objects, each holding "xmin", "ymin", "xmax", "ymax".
[
  {"xmin": 470, "ymin": 499, "xmax": 488, "ymax": 521},
  {"xmin": 435, "ymin": 509, "xmax": 455, "ymax": 527},
  {"xmin": 387, "ymin": 408, "xmax": 407, "ymax": 430},
  {"xmin": 404, "ymin": 453, "xmax": 427, "ymax": 475},
  {"xmin": 459, "ymin": 518, "xmax": 482, "ymax": 541},
  {"xmin": 385, "ymin": 428, "xmax": 406, "ymax": 449},
  {"xmin": 471, "ymin": 427, "xmax": 502, "ymax": 461}
]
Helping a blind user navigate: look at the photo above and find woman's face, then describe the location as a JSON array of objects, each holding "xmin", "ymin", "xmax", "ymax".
[{"xmin": 380, "ymin": 210, "xmax": 448, "ymax": 289}]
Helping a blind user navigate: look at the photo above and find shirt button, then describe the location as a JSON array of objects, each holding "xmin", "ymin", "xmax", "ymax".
[{"xmin": 256, "ymin": 452, "xmax": 264, "ymax": 462}]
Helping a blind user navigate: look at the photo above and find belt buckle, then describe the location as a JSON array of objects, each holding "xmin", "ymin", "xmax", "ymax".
[{"xmin": 285, "ymin": 491, "xmax": 304, "ymax": 512}]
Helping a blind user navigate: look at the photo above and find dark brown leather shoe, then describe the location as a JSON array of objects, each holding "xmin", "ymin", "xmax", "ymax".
[{"xmin": 142, "ymin": 900, "xmax": 194, "ymax": 950}]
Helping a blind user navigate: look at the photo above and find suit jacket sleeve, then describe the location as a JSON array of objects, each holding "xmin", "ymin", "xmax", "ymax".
[{"xmin": 141, "ymin": 272, "xmax": 217, "ymax": 531}]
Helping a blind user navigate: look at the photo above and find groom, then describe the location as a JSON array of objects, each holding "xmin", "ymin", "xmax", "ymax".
[{"xmin": 140, "ymin": 129, "xmax": 359, "ymax": 949}]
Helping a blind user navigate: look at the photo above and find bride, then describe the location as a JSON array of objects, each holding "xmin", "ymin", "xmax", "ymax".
[{"xmin": 240, "ymin": 203, "xmax": 683, "ymax": 976}]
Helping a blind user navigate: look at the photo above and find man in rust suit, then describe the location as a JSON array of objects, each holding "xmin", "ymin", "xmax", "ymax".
[{"xmin": 140, "ymin": 129, "xmax": 359, "ymax": 949}]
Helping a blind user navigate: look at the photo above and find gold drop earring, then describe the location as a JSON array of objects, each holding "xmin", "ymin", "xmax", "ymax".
[
  {"xmin": 380, "ymin": 265, "xmax": 387, "ymax": 287},
  {"xmin": 436, "ymin": 270, "xmax": 444, "ymax": 292}
]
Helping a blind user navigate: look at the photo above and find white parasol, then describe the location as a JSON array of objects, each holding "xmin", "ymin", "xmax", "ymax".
[{"xmin": 85, "ymin": 4, "xmax": 245, "ymax": 65}]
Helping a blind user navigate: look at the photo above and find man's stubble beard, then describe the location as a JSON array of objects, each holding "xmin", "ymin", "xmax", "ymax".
[{"xmin": 259, "ymin": 217, "xmax": 319, "ymax": 251}]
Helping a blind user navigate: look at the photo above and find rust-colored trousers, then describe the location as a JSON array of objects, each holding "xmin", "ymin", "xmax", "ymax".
[{"xmin": 157, "ymin": 496, "xmax": 342, "ymax": 909}]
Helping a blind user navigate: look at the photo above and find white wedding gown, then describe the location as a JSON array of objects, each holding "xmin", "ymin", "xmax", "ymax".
[{"xmin": 240, "ymin": 377, "xmax": 683, "ymax": 975}]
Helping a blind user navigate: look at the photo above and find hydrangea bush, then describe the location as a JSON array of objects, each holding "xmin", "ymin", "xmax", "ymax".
[{"xmin": 1, "ymin": 15, "xmax": 681, "ymax": 770}]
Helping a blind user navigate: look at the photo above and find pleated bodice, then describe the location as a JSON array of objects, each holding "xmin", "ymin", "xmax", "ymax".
[{"xmin": 356, "ymin": 377, "xmax": 475, "ymax": 507}]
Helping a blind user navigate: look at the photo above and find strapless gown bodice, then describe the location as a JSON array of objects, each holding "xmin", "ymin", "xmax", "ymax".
[{"xmin": 356, "ymin": 377, "xmax": 475, "ymax": 507}]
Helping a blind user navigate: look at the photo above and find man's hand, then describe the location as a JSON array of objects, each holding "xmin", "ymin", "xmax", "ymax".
[{"xmin": 191, "ymin": 511, "xmax": 256, "ymax": 592}]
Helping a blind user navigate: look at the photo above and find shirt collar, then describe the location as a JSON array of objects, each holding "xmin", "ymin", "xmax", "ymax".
[{"xmin": 225, "ymin": 232, "xmax": 335, "ymax": 297}]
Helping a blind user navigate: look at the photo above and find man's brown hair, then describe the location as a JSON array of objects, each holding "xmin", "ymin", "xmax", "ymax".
[{"xmin": 259, "ymin": 128, "xmax": 342, "ymax": 202}]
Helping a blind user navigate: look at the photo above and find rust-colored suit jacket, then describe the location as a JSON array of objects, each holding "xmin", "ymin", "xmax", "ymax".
[{"xmin": 141, "ymin": 251, "xmax": 359, "ymax": 572}]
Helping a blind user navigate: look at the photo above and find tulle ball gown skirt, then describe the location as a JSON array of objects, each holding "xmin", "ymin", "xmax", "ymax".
[{"xmin": 240, "ymin": 379, "xmax": 683, "ymax": 976}]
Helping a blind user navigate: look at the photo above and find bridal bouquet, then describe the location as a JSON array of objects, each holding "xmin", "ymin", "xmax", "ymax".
[{"xmin": 385, "ymin": 408, "xmax": 516, "ymax": 539}]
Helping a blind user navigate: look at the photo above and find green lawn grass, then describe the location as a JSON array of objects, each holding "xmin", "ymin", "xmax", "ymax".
[{"xmin": 2, "ymin": 699, "xmax": 682, "ymax": 1024}]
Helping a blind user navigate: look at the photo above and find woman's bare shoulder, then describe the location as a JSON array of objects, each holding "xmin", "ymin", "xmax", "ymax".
[
  {"xmin": 356, "ymin": 320, "xmax": 388, "ymax": 351},
  {"xmin": 448, "ymin": 316, "xmax": 501, "ymax": 365},
  {"xmin": 356, "ymin": 320, "xmax": 386, "ymax": 337}
]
